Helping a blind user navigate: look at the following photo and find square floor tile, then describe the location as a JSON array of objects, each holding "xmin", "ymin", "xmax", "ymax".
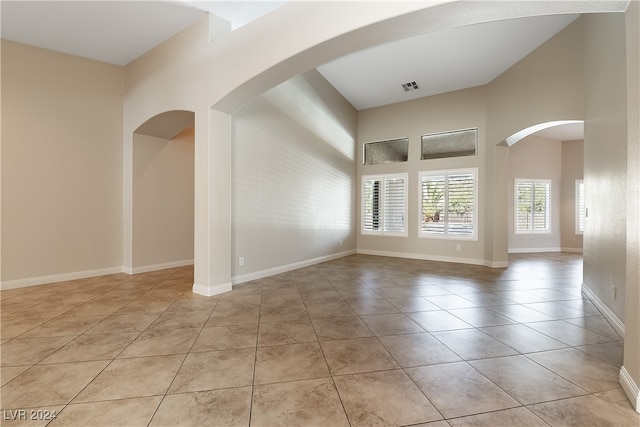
[
  {"xmin": 448, "ymin": 407, "xmax": 548, "ymax": 426},
  {"xmin": 311, "ymin": 317, "xmax": 372, "ymax": 341},
  {"xmin": 527, "ymin": 348, "xmax": 621, "ymax": 392},
  {"xmin": 360, "ymin": 313, "xmax": 424, "ymax": 336},
  {"xmin": 480, "ymin": 324, "xmax": 567, "ymax": 353},
  {"xmin": 192, "ymin": 324, "xmax": 258, "ymax": 351},
  {"xmin": 528, "ymin": 393, "xmax": 640, "ymax": 427},
  {"xmin": 305, "ymin": 301, "xmax": 358, "ymax": 319},
  {"xmin": 257, "ymin": 320, "xmax": 318, "ymax": 346},
  {"xmin": 406, "ymin": 362, "xmax": 520, "ymax": 418},
  {"xmin": 73, "ymin": 354, "xmax": 185, "ymax": 403},
  {"xmin": 148, "ymin": 309, "xmax": 211, "ymax": 330},
  {"xmin": 407, "ymin": 310, "xmax": 472, "ymax": 332},
  {"xmin": 320, "ymin": 337, "xmax": 398, "ymax": 375},
  {"xmin": 1, "ymin": 336, "xmax": 73, "ymax": 366},
  {"xmin": 118, "ymin": 328, "xmax": 200, "ymax": 358},
  {"xmin": 54, "ymin": 396, "xmax": 161, "ymax": 427},
  {"xmin": 169, "ymin": 348, "xmax": 255, "ymax": 393},
  {"xmin": 378, "ymin": 333, "xmax": 461, "ymax": 367},
  {"xmin": 251, "ymin": 378, "xmax": 349, "ymax": 427},
  {"xmin": 347, "ymin": 299, "xmax": 399, "ymax": 315},
  {"xmin": 524, "ymin": 320, "xmax": 613, "ymax": 346},
  {"xmin": 150, "ymin": 387, "xmax": 251, "ymax": 427},
  {"xmin": 41, "ymin": 332, "xmax": 139, "ymax": 363},
  {"xmin": 447, "ymin": 307, "xmax": 515, "ymax": 327},
  {"xmin": 469, "ymin": 355, "xmax": 587, "ymax": 404},
  {"xmin": 334, "ymin": 369, "xmax": 442, "ymax": 426},
  {"xmin": 432, "ymin": 329, "xmax": 518, "ymax": 360},
  {"xmin": 254, "ymin": 342, "xmax": 329, "ymax": 384},
  {"xmin": 1, "ymin": 361, "xmax": 109, "ymax": 409}
]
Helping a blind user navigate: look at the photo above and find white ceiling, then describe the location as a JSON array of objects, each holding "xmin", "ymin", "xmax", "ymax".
[{"xmin": 1, "ymin": 0, "xmax": 584, "ymax": 140}]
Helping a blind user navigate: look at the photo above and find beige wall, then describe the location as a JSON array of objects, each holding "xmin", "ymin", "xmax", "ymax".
[
  {"xmin": 357, "ymin": 87, "xmax": 488, "ymax": 264},
  {"xmin": 507, "ymin": 136, "xmax": 563, "ymax": 252},
  {"xmin": 561, "ymin": 139, "xmax": 584, "ymax": 251},
  {"xmin": 231, "ymin": 71, "xmax": 357, "ymax": 280},
  {"xmin": 582, "ymin": 12, "xmax": 628, "ymax": 323},
  {"xmin": 623, "ymin": 0, "xmax": 640, "ymax": 407},
  {"xmin": 1, "ymin": 40, "xmax": 124, "ymax": 286},
  {"xmin": 132, "ymin": 128, "xmax": 194, "ymax": 271}
]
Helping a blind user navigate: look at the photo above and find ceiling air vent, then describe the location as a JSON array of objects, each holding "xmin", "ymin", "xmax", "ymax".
[{"xmin": 402, "ymin": 81, "xmax": 419, "ymax": 92}]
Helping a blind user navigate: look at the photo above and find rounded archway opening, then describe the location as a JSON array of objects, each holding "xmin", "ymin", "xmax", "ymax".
[
  {"xmin": 132, "ymin": 110, "xmax": 195, "ymax": 272},
  {"xmin": 503, "ymin": 120, "xmax": 584, "ymax": 256}
]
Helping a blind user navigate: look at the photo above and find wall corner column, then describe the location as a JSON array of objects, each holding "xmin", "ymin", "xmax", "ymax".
[
  {"xmin": 621, "ymin": 0, "xmax": 640, "ymax": 413},
  {"xmin": 192, "ymin": 108, "xmax": 232, "ymax": 296}
]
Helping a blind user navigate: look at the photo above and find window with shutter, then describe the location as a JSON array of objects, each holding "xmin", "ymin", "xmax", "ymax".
[
  {"xmin": 419, "ymin": 168, "xmax": 477, "ymax": 240},
  {"xmin": 362, "ymin": 173, "xmax": 408, "ymax": 236},
  {"xmin": 576, "ymin": 179, "xmax": 584, "ymax": 234},
  {"xmin": 515, "ymin": 179, "xmax": 551, "ymax": 234}
]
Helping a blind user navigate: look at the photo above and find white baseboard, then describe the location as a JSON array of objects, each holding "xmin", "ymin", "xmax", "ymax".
[
  {"xmin": 0, "ymin": 266, "xmax": 124, "ymax": 290},
  {"xmin": 356, "ymin": 249, "xmax": 506, "ymax": 268},
  {"xmin": 508, "ymin": 247, "xmax": 562, "ymax": 254},
  {"xmin": 232, "ymin": 250, "xmax": 356, "ymax": 285},
  {"xmin": 581, "ymin": 283, "xmax": 625, "ymax": 338},
  {"xmin": 561, "ymin": 247, "xmax": 584, "ymax": 253},
  {"xmin": 193, "ymin": 281, "xmax": 232, "ymax": 297},
  {"xmin": 620, "ymin": 366, "xmax": 640, "ymax": 413},
  {"xmin": 123, "ymin": 259, "xmax": 194, "ymax": 275}
]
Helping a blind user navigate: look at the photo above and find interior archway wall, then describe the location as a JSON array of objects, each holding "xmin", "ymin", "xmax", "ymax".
[
  {"xmin": 122, "ymin": 1, "xmax": 638, "ymax": 409},
  {"xmin": 131, "ymin": 111, "xmax": 195, "ymax": 273}
]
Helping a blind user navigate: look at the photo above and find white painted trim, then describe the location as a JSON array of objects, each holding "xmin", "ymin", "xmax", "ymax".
[
  {"xmin": 581, "ymin": 283, "xmax": 625, "ymax": 338},
  {"xmin": 0, "ymin": 266, "xmax": 124, "ymax": 290},
  {"xmin": 124, "ymin": 259, "xmax": 194, "ymax": 275},
  {"xmin": 561, "ymin": 247, "xmax": 584, "ymax": 253},
  {"xmin": 508, "ymin": 247, "xmax": 562, "ymax": 254},
  {"xmin": 356, "ymin": 248, "xmax": 502, "ymax": 268},
  {"xmin": 620, "ymin": 366, "xmax": 640, "ymax": 413},
  {"xmin": 193, "ymin": 281, "xmax": 232, "ymax": 297},
  {"xmin": 232, "ymin": 250, "xmax": 356, "ymax": 285}
]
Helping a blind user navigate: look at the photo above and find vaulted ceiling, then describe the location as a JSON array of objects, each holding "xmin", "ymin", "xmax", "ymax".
[{"xmin": 2, "ymin": 1, "xmax": 591, "ymax": 139}]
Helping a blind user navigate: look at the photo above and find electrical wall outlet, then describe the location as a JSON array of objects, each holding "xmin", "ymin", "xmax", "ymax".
[
  {"xmin": 456, "ymin": 244, "xmax": 461, "ymax": 251},
  {"xmin": 238, "ymin": 256, "xmax": 245, "ymax": 266}
]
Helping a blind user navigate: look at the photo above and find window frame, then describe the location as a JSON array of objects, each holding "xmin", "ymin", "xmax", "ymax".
[
  {"xmin": 418, "ymin": 168, "xmax": 478, "ymax": 241},
  {"xmin": 514, "ymin": 178, "xmax": 552, "ymax": 235},
  {"xmin": 363, "ymin": 137, "xmax": 409, "ymax": 165},
  {"xmin": 361, "ymin": 173, "xmax": 408, "ymax": 237},
  {"xmin": 420, "ymin": 128, "xmax": 478, "ymax": 160},
  {"xmin": 576, "ymin": 179, "xmax": 584, "ymax": 235}
]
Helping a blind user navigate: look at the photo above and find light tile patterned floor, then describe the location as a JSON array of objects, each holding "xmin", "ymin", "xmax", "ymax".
[{"xmin": 1, "ymin": 253, "xmax": 639, "ymax": 426}]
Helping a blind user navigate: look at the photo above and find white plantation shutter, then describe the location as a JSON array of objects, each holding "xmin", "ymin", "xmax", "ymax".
[
  {"xmin": 447, "ymin": 173, "xmax": 475, "ymax": 236},
  {"xmin": 576, "ymin": 180, "xmax": 585, "ymax": 234},
  {"xmin": 362, "ymin": 174, "xmax": 407, "ymax": 236},
  {"xmin": 421, "ymin": 175, "xmax": 445, "ymax": 234},
  {"xmin": 420, "ymin": 169, "xmax": 477, "ymax": 239},
  {"xmin": 363, "ymin": 179, "xmax": 381, "ymax": 231},
  {"xmin": 515, "ymin": 179, "xmax": 551, "ymax": 233},
  {"xmin": 384, "ymin": 178, "xmax": 406, "ymax": 232}
]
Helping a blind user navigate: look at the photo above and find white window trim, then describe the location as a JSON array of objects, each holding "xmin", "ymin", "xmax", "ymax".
[
  {"xmin": 514, "ymin": 178, "xmax": 552, "ymax": 235},
  {"xmin": 576, "ymin": 179, "xmax": 584, "ymax": 235},
  {"xmin": 418, "ymin": 168, "xmax": 478, "ymax": 241},
  {"xmin": 361, "ymin": 173, "xmax": 408, "ymax": 237}
]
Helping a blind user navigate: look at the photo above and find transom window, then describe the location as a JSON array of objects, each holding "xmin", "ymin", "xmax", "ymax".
[
  {"xmin": 515, "ymin": 179, "xmax": 551, "ymax": 234},
  {"xmin": 419, "ymin": 168, "xmax": 478, "ymax": 240},
  {"xmin": 421, "ymin": 128, "xmax": 477, "ymax": 160},
  {"xmin": 362, "ymin": 173, "xmax": 408, "ymax": 236},
  {"xmin": 363, "ymin": 138, "xmax": 409, "ymax": 165}
]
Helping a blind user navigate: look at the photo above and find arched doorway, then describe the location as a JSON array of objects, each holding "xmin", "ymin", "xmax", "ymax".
[
  {"xmin": 131, "ymin": 110, "xmax": 195, "ymax": 272},
  {"xmin": 504, "ymin": 120, "xmax": 584, "ymax": 254}
]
